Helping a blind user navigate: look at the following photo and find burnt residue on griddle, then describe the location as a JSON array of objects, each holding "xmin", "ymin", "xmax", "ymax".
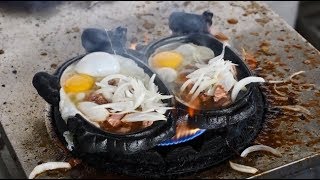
[
  {"xmin": 0, "ymin": 49, "xmax": 4, "ymax": 54},
  {"xmin": 214, "ymin": 32, "xmax": 229, "ymax": 41},
  {"xmin": 50, "ymin": 63, "xmax": 57, "ymax": 69},
  {"xmin": 227, "ymin": 18, "xmax": 238, "ymax": 24},
  {"xmin": 143, "ymin": 20, "xmax": 155, "ymax": 30},
  {"xmin": 245, "ymin": 42, "xmax": 320, "ymax": 149},
  {"xmin": 40, "ymin": 52, "xmax": 47, "ymax": 56}
]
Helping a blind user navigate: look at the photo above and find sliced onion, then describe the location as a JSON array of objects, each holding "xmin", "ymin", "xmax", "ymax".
[
  {"xmin": 289, "ymin": 70, "xmax": 305, "ymax": 80},
  {"xmin": 148, "ymin": 74, "xmax": 156, "ymax": 92},
  {"xmin": 95, "ymin": 88, "xmax": 113, "ymax": 100},
  {"xmin": 28, "ymin": 162, "xmax": 71, "ymax": 179},
  {"xmin": 268, "ymin": 71, "xmax": 305, "ymax": 84},
  {"xmin": 125, "ymin": 89, "xmax": 133, "ymax": 98},
  {"xmin": 180, "ymin": 44, "xmax": 241, "ymax": 101},
  {"xmin": 180, "ymin": 78, "xmax": 194, "ymax": 92},
  {"xmin": 133, "ymin": 92, "xmax": 145, "ymax": 109},
  {"xmin": 274, "ymin": 105, "xmax": 311, "ymax": 116},
  {"xmin": 272, "ymin": 96, "xmax": 289, "ymax": 101},
  {"xmin": 121, "ymin": 112, "xmax": 167, "ymax": 122},
  {"xmin": 273, "ymin": 84, "xmax": 286, "ymax": 96},
  {"xmin": 81, "ymin": 73, "xmax": 173, "ymax": 122},
  {"xmin": 189, "ymin": 73, "xmax": 205, "ymax": 94},
  {"xmin": 241, "ymin": 145, "xmax": 281, "ymax": 158},
  {"xmin": 95, "ymin": 101, "xmax": 134, "ymax": 112},
  {"xmin": 208, "ymin": 43, "xmax": 226, "ymax": 64},
  {"xmin": 229, "ymin": 161, "xmax": 258, "ymax": 174},
  {"xmin": 112, "ymin": 82, "xmax": 131, "ymax": 101},
  {"xmin": 77, "ymin": 102, "xmax": 109, "ymax": 122},
  {"xmin": 191, "ymin": 79, "xmax": 217, "ymax": 101},
  {"xmin": 231, "ymin": 77, "xmax": 265, "ymax": 102},
  {"xmin": 100, "ymin": 74, "xmax": 128, "ymax": 85},
  {"xmin": 217, "ymin": 68, "xmax": 237, "ymax": 92}
]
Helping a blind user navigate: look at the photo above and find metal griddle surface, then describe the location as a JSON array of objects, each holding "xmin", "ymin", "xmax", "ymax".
[{"xmin": 0, "ymin": 1, "xmax": 319, "ymax": 179}]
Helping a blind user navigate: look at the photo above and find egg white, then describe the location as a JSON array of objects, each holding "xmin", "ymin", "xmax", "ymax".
[{"xmin": 75, "ymin": 52, "xmax": 120, "ymax": 77}]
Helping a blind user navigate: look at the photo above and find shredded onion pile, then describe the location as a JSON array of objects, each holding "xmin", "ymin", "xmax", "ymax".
[
  {"xmin": 180, "ymin": 44, "xmax": 265, "ymax": 102},
  {"xmin": 79, "ymin": 74, "xmax": 173, "ymax": 122}
]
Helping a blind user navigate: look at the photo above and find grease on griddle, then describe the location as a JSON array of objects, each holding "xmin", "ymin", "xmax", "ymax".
[
  {"xmin": 250, "ymin": 48, "xmax": 319, "ymax": 149},
  {"xmin": 50, "ymin": 63, "xmax": 57, "ymax": 69},
  {"xmin": 242, "ymin": 48, "xmax": 258, "ymax": 70},
  {"xmin": 227, "ymin": 18, "xmax": 238, "ymax": 24},
  {"xmin": 41, "ymin": 52, "xmax": 47, "ymax": 56},
  {"xmin": 259, "ymin": 41, "xmax": 274, "ymax": 56},
  {"xmin": 214, "ymin": 32, "xmax": 229, "ymax": 41}
]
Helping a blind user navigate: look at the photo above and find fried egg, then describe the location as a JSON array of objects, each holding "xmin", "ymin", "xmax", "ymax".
[{"xmin": 155, "ymin": 67, "xmax": 178, "ymax": 83}]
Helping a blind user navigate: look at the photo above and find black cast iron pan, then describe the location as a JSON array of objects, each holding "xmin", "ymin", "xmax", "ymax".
[
  {"xmin": 143, "ymin": 33, "xmax": 259, "ymax": 130},
  {"xmin": 32, "ymin": 29, "xmax": 177, "ymax": 155}
]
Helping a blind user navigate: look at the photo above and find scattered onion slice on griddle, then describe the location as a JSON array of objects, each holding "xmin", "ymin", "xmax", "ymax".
[
  {"xmin": 28, "ymin": 162, "xmax": 71, "ymax": 179},
  {"xmin": 268, "ymin": 71, "xmax": 305, "ymax": 84},
  {"xmin": 273, "ymin": 83, "xmax": 286, "ymax": 96},
  {"xmin": 274, "ymin": 105, "xmax": 311, "ymax": 116},
  {"xmin": 229, "ymin": 161, "xmax": 258, "ymax": 174},
  {"xmin": 240, "ymin": 145, "xmax": 282, "ymax": 158},
  {"xmin": 231, "ymin": 77, "xmax": 265, "ymax": 102}
]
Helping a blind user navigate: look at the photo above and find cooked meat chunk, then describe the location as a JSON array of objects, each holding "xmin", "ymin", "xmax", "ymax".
[{"xmin": 86, "ymin": 93, "xmax": 109, "ymax": 105}]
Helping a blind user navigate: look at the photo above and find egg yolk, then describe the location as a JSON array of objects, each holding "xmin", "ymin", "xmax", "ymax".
[
  {"xmin": 152, "ymin": 51, "xmax": 183, "ymax": 69},
  {"xmin": 64, "ymin": 74, "xmax": 94, "ymax": 93}
]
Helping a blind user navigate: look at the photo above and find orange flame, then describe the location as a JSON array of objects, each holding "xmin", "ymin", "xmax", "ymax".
[
  {"xmin": 129, "ymin": 43, "xmax": 137, "ymax": 50},
  {"xmin": 187, "ymin": 97, "xmax": 200, "ymax": 118},
  {"xmin": 188, "ymin": 108, "xmax": 195, "ymax": 118},
  {"xmin": 143, "ymin": 33, "xmax": 150, "ymax": 45},
  {"xmin": 172, "ymin": 97, "xmax": 202, "ymax": 140},
  {"xmin": 173, "ymin": 121, "xmax": 200, "ymax": 140}
]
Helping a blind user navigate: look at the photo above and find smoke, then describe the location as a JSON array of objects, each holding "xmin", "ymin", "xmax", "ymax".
[{"xmin": 0, "ymin": 1, "xmax": 62, "ymax": 13}]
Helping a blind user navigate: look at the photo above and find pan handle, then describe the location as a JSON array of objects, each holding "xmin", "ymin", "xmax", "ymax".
[
  {"xmin": 81, "ymin": 27, "xmax": 128, "ymax": 55},
  {"xmin": 32, "ymin": 72, "xmax": 60, "ymax": 106},
  {"xmin": 169, "ymin": 10, "xmax": 213, "ymax": 36}
]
